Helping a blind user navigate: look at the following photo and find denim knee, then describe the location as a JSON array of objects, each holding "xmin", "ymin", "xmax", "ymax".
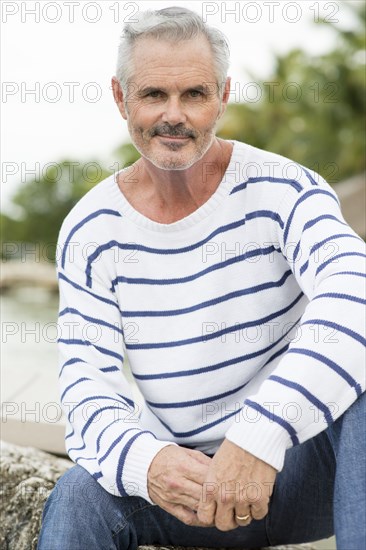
[
  {"xmin": 47, "ymin": 465, "xmax": 104, "ymax": 507},
  {"xmin": 38, "ymin": 465, "xmax": 133, "ymax": 549},
  {"xmin": 326, "ymin": 389, "xmax": 366, "ymax": 455}
]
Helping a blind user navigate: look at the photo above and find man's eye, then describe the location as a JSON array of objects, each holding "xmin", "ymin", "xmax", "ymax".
[
  {"xmin": 147, "ymin": 91, "xmax": 161, "ymax": 98},
  {"xmin": 189, "ymin": 90, "xmax": 203, "ymax": 98}
]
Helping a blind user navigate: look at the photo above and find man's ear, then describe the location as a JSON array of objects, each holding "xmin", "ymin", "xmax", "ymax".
[
  {"xmin": 218, "ymin": 76, "xmax": 231, "ymax": 119},
  {"xmin": 111, "ymin": 76, "xmax": 127, "ymax": 120}
]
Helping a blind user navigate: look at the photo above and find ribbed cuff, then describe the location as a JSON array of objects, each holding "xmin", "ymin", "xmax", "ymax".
[
  {"xmin": 225, "ymin": 405, "xmax": 291, "ymax": 471},
  {"xmin": 121, "ymin": 434, "xmax": 178, "ymax": 503}
]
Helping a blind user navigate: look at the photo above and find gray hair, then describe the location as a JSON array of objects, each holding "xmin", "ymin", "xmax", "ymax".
[{"xmin": 115, "ymin": 6, "xmax": 230, "ymax": 94}]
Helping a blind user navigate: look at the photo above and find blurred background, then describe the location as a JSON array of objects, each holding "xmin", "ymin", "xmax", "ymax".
[{"xmin": 1, "ymin": 0, "xmax": 365, "ymax": 460}]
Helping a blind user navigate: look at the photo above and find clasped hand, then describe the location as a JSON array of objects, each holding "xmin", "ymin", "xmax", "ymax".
[{"xmin": 147, "ymin": 439, "xmax": 277, "ymax": 531}]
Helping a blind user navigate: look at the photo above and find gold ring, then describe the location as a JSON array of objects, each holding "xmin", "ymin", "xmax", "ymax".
[{"xmin": 235, "ymin": 514, "xmax": 250, "ymax": 521}]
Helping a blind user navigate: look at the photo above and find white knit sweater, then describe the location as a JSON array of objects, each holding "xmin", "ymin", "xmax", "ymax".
[{"xmin": 57, "ymin": 140, "xmax": 366, "ymax": 503}]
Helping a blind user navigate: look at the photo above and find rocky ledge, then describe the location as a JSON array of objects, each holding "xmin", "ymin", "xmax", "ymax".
[{"xmin": 0, "ymin": 441, "xmax": 316, "ymax": 550}]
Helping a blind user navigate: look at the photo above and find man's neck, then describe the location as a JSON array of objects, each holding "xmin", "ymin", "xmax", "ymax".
[{"xmin": 117, "ymin": 138, "xmax": 233, "ymax": 224}]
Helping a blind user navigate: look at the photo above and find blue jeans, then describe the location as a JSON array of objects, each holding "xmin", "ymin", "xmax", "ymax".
[{"xmin": 38, "ymin": 392, "xmax": 365, "ymax": 550}]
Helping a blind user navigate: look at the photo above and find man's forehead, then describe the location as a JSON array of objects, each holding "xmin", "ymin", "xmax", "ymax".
[
  {"xmin": 132, "ymin": 34, "xmax": 214, "ymax": 65},
  {"xmin": 129, "ymin": 36, "xmax": 217, "ymax": 87}
]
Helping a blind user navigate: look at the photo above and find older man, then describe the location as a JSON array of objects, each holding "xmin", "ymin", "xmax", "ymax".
[{"xmin": 38, "ymin": 7, "xmax": 365, "ymax": 550}]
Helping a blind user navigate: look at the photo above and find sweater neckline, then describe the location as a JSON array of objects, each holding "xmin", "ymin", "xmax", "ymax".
[{"xmin": 109, "ymin": 140, "xmax": 241, "ymax": 233}]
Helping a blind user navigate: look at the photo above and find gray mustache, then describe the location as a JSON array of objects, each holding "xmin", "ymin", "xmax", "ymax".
[{"xmin": 151, "ymin": 125, "xmax": 196, "ymax": 138}]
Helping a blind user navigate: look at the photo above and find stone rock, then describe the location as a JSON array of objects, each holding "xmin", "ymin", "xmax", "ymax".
[
  {"xmin": 0, "ymin": 441, "xmax": 316, "ymax": 550},
  {"xmin": 0, "ymin": 440, "xmax": 72, "ymax": 550}
]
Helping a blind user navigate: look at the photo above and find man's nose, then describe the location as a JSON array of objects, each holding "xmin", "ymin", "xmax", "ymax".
[{"xmin": 161, "ymin": 97, "xmax": 187, "ymax": 125}]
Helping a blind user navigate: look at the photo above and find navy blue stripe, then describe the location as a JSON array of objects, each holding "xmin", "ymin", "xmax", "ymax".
[
  {"xmin": 134, "ymin": 318, "xmax": 301, "ymax": 380},
  {"xmin": 302, "ymin": 319, "xmax": 366, "ymax": 347},
  {"xmin": 301, "ymin": 166, "xmax": 318, "ymax": 186},
  {"xmin": 287, "ymin": 348, "xmax": 362, "ymax": 397},
  {"xmin": 60, "ymin": 377, "xmax": 91, "ymax": 402},
  {"xmin": 64, "ymin": 393, "xmax": 133, "ymax": 453},
  {"xmin": 58, "ymin": 338, "xmax": 123, "ymax": 363},
  {"xmin": 313, "ymin": 293, "xmax": 366, "ymax": 305},
  {"xmin": 293, "ymin": 215, "xmax": 348, "ymax": 263},
  {"xmin": 283, "ymin": 189, "xmax": 339, "ymax": 245},
  {"xmin": 110, "ymin": 245, "xmax": 280, "ymax": 290},
  {"xmin": 245, "ymin": 399, "xmax": 299, "ymax": 445},
  {"xmin": 328, "ymin": 271, "xmax": 366, "ymax": 279},
  {"xmin": 231, "ymin": 177, "xmax": 303, "ymax": 195},
  {"xmin": 269, "ymin": 375, "xmax": 333, "ymax": 425},
  {"xmin": 96, "ymin": 419, "xmax": 123, "ymax": 454},
  {"xmin": 92, "ymin": 471, "xmax": 103, "ymax": 480},
  {"xmin": 85, "ymin": 212, "xmax": 285, "ymax": 287},
  {"xmin": 67, "ymin": 395, "xmax": 129, "ymax": 423},
  {"xmin": 262, "ymin": 342, "xmax": 290, "ymax": 367},
  {"xmin": 99, "ymin": 428, "xmax": 139, "ymax": 464},
  {"xmin": 116, "ymin": 431, "xmax": 155, "ymax": 496},
  {"xmin": 155, "ymin": 407, "xmax": 239, "ymax": 438},
  {"xmin": 100, "ymin": 365, "xmax": 120, "ymax": 373},
  {"xmin": 66, "ymin": 396, "xmax": 133, "ymax": 450},
  {"xmin": 86, "ymin": 219, "xmax": 244, "ymax": 261},
  {"xmin": 246, "ymin": 210, "xmax": 284, "ymax": 229},
  {"xmin": 146, "ymin": 380, "xmax": 249, "ymax": 409},
  {"xmin": 67, "ymin": 406, "xmax": 128, "ymax": 452},
  {"xmin": 62, "ymin": 364, "xmax": 122, "ymax": 386},
  {"xmin": 122, "ymin": 270, "xmax": 292, "ymax": 317},
  {"xmin": 75, "ymin": 419, "xmax": 136, "ymax": 462},
  {"xmin": 61, "ymin": 209, "xmax": 121, "ymax": 268},
  {"xmin": 316, "ymin": 252, "xmax": 366, "ymax": 276},
  {"xmin": 300, "ymin": 234, "xmax": 361, "ymax": 275},
  {"xmin": 58, "ymin": 272, "xmax": 121, "ymax": 311},
  {"xmin": 292, "ymin": 242, "xmax": 301, "ymax": 264},
  {"xmin": 59, "ymin": 307, "xmax": 123, "ymax": 336},
  {"xmin": 126, "ymin": 292, "xmax": 303, "ymax": 350},
  {"xmin": 309, "ymin": 233, "xmax": 360, "ymax": 259},
  {"xmin": 116, "ymin": 393, "xmax": 135, "ymax": 408},
  {"xmin": 59, "ymin": 357, "xmax": 86, "ymax": 377},
  {"xmin": 65, "ymin": 430, "xmax": 75, "ymax": 442},
  {"xmin": 303, "ymin": 214, "xmax": 347, "ymax": 233}
]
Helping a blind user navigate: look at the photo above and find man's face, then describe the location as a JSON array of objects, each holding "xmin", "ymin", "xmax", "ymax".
[{"xmin": 118, "ymin": 35, "xmax": 228, "ymax": 170}]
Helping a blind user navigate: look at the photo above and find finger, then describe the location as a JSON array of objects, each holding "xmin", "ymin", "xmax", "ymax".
[
  {"xmin": 250, "ymin": 501, "xmax": 269, "ymax": 521},
  {"xmin": 182, "ymin": 458, "xmax": 211, "ymax": 485},
  {"xmin": 181, "ymin": 482, "xmax": 207, "ymax": 510},
  {"xmin": 215, "ymin": 501, "xmax": 237, "ymax": 531},
  {"xmin": 151, "ymin": 478, "xmax": 203, "ymax": 510},
  {"xmin": 197, "ymin": 497, "xmax": 217, "ymax": 526},
  {"xmin": 168, "ymin": 503, "xmax": 202, "ymax": 526},
  {"xmin": 185, "ymin": 448, "xmax": 212, "ymax": 466},
  {"xmin": 169, "ymin": 477, "xmax": 206, "ymax": 507},
  {"xmin": 234, "ymin": 507, "xmax": 253, "ymax": 526},
  {"xmin": 169, "ymin": 492, "xmax": 201, "ymax": 511},
  {"xmin": 181, "ymin": 506, "xmax": 215, "ymax": 528},
  {"xmin": 159, "ymin": 499, "xmax": 211, "ymax": 528}
]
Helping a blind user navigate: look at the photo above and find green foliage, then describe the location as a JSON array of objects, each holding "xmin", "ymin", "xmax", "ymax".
[
  {"xmin": 1, "ymin": 161, "xmax": 111, "ymax": 261},
  {"xmin": 113, "ymin": 143, "xmax": 140, "ymax": 168},
  {"xmin": 0, "ymin": 214, "xmax": 24, "ymax": 256},
  {"xmin": 217, "ymin": 3, "xmax": 365, "ymax": 183}
]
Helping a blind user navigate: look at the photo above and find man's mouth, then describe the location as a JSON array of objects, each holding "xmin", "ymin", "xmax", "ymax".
[
  {"xmin": 158, "ymin": 135, "xmax": 190, "ymax": 140},
  {"xmin": 151, "ymin": 125, "xmax": 195, "ymax": 140}
]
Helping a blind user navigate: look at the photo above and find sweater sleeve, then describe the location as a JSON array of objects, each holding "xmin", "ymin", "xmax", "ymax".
[
  {"xmin": 225, "ymin": 174, "xmax": 366, "ymax": 470},
  {"xmin": 57, "ymin": 215, "xmax": 176, "ymax": 503}
]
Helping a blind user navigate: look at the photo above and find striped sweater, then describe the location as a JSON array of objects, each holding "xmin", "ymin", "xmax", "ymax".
[{"xmin": 57, "ymin": 140, "xmax": 366, "ymax": 503}]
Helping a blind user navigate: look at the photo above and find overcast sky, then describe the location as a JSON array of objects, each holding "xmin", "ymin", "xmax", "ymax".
[{"xmin": 1, "ymin": 1, "xmax": 361, "ymax": 213}]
